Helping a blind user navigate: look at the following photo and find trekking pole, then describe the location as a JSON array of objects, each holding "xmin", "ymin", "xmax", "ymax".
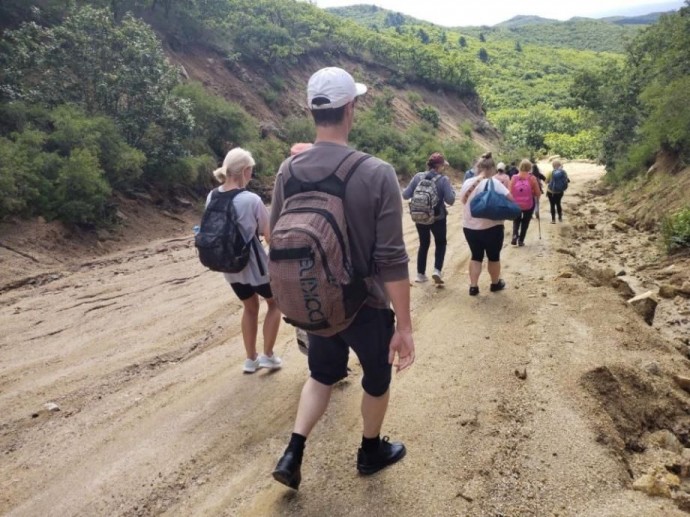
[{"xmin": 536, "ymin": 197, "xmax": 542, "ymax": 239}]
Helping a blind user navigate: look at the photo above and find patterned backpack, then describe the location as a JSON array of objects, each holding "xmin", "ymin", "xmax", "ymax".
[
  {"xmin": 269, "ymin": 151, "xmax": 371, "ymax": 337},
  {"xmin": 409, "ymin": 172, "xmax": 441, "ymax": 225}
]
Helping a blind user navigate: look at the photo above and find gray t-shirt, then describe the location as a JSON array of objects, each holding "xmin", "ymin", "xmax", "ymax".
[
  {"xmin": 270, "ymin": 142, "xmax": 409, "ymax": 309},
  {"xmin": 205, "ymin": 187, "xmax": 269, "ymax": 286}
]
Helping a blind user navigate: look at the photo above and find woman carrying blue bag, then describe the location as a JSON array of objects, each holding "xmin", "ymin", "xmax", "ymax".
[{"xmin": 460, "ymin": 152, "xmax": 518, "ymax": 296}]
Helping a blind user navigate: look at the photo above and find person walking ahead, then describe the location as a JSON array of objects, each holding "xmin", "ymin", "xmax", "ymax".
[
  {"xmin": 269, "ymin": 67, "xmax": 415, "ymax": 490},
  {"xmin": 460, "ymin": 152, "xmax": 514, "ymax": 296},
  {"xmin": 206, "ymin": 148, "xmax": 282, "ymax": 374},
  {"xmin": 403, "ymin": 152, "xmax": 456, "ymax": 284},
  {"xmin": 509, "ymin": 159, "xmax": 541, "ymax": 246},
  {"xmin": 546, "ymin": 159, "xmax": 570, "ymax": 223}
]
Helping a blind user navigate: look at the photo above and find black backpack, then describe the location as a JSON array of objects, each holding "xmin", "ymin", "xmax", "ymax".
[{"xmin": 195, "ymin": 188, "xmax": 251, "ymax": 273}]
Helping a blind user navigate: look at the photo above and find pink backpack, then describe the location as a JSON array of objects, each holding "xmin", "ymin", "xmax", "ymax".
[{"xmin": 512, "ymin": 176, "xmax": 534, "ymax": 210}]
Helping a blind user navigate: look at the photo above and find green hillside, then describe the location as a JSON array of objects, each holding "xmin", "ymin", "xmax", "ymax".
[
  {"xmin": 328, "ymin": 4, "xmax": 619, "ymax": 158},
  {"xmin": 460, "ymin": 19, "xmax": 641, "ymax": 53},
  {"xmin": 0, "ymin": 0, "xmax": 481, "ymax": 226},
  {"xmin": 602, "ymin": 11, "xmax": 670, "ymax": 24},
  {"xmin": 494, "ymin": 15, "xmax": 560, "ymax": 28}
]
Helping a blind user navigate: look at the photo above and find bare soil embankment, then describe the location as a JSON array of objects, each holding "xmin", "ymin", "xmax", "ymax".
[{"xmin": 1, "ymin": 162, "xmax": 690, "ymax": 516}]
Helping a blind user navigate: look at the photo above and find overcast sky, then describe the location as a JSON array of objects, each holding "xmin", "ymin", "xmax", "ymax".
[{"xmin": 311, "ymin": 0, "xmax": 685, "ymax": 26}]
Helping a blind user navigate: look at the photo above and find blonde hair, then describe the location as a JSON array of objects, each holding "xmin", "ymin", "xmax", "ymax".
[
  {"xmin": 552, "ymin": 159, "xmax": 562, "ymax": 170},
  {"xmin": 213, "ymin": 147, "xmax": 256, "ymax": 183},
  {"xmin": 475, "ymin": 152, "xmax": 496, "ymax": 177},
  {"xmin": 519, "ymin": 159, "xmax": 532, "ymax": 172}
]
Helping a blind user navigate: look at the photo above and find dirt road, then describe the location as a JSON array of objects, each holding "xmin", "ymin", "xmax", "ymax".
[{"xmin": 2, "ymin": 163, "xmax": 689, "ymax": 516}]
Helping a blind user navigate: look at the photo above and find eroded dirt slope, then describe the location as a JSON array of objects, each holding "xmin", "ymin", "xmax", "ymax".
[{"xmin": 1, "ymin": 163, "xmax": 690, "ymax": 516}]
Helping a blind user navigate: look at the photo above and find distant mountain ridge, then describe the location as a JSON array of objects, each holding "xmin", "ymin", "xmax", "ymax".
[
  {"xmin": 497, "ymin": 11, "xmax": 670, "ymax": 27},
  {"xmin": 327, "ymin": 4, "xmax": 678, "ymax": 53},
  {"xmin": 327, "ymin": 4, "xmax": 675, "ymax": 29}
]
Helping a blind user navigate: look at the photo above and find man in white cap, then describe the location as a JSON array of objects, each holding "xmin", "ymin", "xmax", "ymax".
[{"xmin": 269, "ymin": 67, "xmax": 415, "ymax": 490}]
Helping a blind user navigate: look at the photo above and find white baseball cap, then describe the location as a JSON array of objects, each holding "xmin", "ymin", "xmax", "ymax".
[
  {"xmin": 497, "ymin": 162, "xmax": 506, "ymax": 171},
  {"xmin": 307, "ymin": 67, "xmax": 367, "ymax": 110}
]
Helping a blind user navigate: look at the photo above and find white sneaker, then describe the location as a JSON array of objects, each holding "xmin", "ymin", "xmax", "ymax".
[
  {"xmin": 415, "ymin": 273, "xmax": 429, "ymax": 283},
  {"xmin": 432, "ymin": 269, "xmax": 444, "ymax": 284},
  {"xmin": 258, "ymin": 354, "xmax": 283, "ymax": 370},
  {"xmin": 243, "ymin": 357, "xmax": 260, "ymax": 374}
]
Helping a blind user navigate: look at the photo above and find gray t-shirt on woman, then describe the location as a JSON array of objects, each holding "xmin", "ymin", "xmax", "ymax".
[{"xmin": 205, "ymin": 187, "xmax": 270, "ymax": 286}]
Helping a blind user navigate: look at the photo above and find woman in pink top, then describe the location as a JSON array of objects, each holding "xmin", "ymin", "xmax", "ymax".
[
  {"xmin": 509, "ymin": 159, "xmax": 542, "ymax": 246},
  {"xmin": 460, "ymin": 152, "xmax": 515, "ymax": 296}
]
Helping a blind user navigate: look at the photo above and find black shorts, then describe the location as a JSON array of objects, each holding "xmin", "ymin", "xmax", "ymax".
[
  {"xmin": 307, "ymin": 306, "xmax": 395, "ymax": 397},
  {"xmin": 230, "ymin": 282, "xmax": 273, "ymax": 301},
  {"xmin": 463, "ymin": 225, "xmax": 505, "ymax": 262}
]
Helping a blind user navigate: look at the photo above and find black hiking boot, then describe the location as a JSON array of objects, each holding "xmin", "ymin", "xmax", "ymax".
[
  {"xmin": 272, "ymin": 450, "xmax": 302, "ymax": 490},
  {"xmin": 490, "ymin": 279, "xmax": 506, "ymax": 292},
  {"xmin": 357, "ymin": 436, "xmax": 406, "ymax": 475},
  {"xmin": 469, "ymin": 286, "xmax": 479, "ymax": 296}
]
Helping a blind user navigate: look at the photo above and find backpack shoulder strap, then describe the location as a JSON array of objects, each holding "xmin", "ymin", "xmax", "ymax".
[
  {"xmin": 284, "ymin": 150, "xmax": 371, "ymax": 199},
  {"xmin": 215, "ymin": 187, "xmax": 246, "ymax": 210}
]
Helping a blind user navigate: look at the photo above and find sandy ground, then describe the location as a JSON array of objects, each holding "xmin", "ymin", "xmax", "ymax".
[{"xmin": 1, "ymin": 163, "xmax": 690, "ymax": 516}]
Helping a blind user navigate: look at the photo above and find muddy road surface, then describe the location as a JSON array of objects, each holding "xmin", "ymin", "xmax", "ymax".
[{"xmin": 2, "ymin": 163, "xmax": 690, "ymax": 516}]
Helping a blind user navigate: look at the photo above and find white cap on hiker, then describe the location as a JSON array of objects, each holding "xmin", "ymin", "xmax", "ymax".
[
  {"xmin": 497, "ymin": 162, "xmax": 506, "ymax": 172},
  {"xmin": 307, "ymin": 67, "xmax": 367, "ymax": 110}
]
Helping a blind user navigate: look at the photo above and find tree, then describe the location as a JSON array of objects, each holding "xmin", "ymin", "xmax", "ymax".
[
  {"xmin": 478, "ymin": 48, "xmax": 489, "ymax": 63},
  {"xmin": 515, "ymin": 41, "xmax": 522, "ymax": 52},
  {"xmin": 417, "ymin": 28, "xmax": 429, "ymax": 44},
  {"xmin": 479, "ymin": 33, "xmax": 486, "ymax": 42},
  {"xmin": 384, "ymin": 12, "xmax": 404, "ymax": 27},
  {"xmin": 458, "ymin": 36, "xmax": 467, "ymax": 48}
]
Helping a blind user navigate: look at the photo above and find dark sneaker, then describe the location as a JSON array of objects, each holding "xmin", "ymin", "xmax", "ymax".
[
  {"xmin": 357, "ymin": 436, "xmax": 406, "ymax": 475},
  {"xmin": 272, "ymin": 450, "xmax": 302, "ymax": 490},
  {"xmin": 469, "ymin": 286, "xmax": 479, "ymax": 296},
  {"xmin": 490, "ymin": 279, "xmax": 506, "ymax": 292},
  {"xmin": 510, "ymin": 236, "xmax": 518, "ymax": 245},
  {"xmin": 518, "ymin": 241, "xmax": 525, "ymax": 247}
]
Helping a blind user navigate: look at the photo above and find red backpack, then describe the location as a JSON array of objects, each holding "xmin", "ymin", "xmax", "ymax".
[{"xmin": 512, "ymin": 175, "xmax": 534, "ymax": 210}]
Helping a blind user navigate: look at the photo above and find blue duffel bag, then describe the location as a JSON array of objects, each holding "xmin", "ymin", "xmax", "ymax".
[{"xmin": 470, "ymin": 179, "xmax": 522, "ymax": 221}]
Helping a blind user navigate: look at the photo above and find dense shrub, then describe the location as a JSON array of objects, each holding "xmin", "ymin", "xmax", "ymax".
[
  {"xmin": 53, "ymin": 148, "xmax": 111, "ymax": 224},
  {"xmin": 0, "ymin": 6, "xmax": 198, "ymax": 188},
  {"xmin": 662, "ymin": 206, "xmax": 690, "ymax": 253},
  {"xmin": 173, "ymin": 82, "xmax": 256, "ymax": 158}
]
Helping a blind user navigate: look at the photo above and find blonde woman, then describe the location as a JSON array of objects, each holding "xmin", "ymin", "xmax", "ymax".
[
  {"xmin": 509, "ymin": 159, "xmax": 541, "ymax": 246},
  {"xmin": 208, "ymin": 147, "xmax": 282, "ymax": 373},
  {"xmin": 460, "ymin": 152, "xmax": 515, "ymax": 296}
]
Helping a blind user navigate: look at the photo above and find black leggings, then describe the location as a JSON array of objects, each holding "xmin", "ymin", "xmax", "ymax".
[
  {"xmin": 547, "ymin": 192, "xmax": 564, "ymax": 221},
  {"xmin": 416, "ymin": 217, "xmax": 447, "ymax": 273},
  {"xmin": 463, "ymin": 225, "xmax": 504, "ymax": 262},
  {"xmin": 512, "ymin": 207, "xmax": 534, "ymax": 242}
]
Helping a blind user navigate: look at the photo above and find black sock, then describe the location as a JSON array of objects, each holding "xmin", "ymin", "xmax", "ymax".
[
  {"xmin": 361, "ymin": 435, "xmax": 381, "ymax": 453},
  {"xmin": 287, "ymin": 433, "xmax": 306, "ymax": 457}
]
